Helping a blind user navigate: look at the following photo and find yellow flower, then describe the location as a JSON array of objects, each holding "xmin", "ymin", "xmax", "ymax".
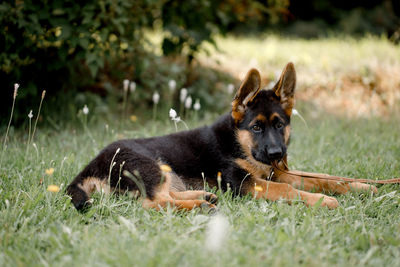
[
  {"xmin": 45, "ymin": 168, "xmax": 55, "ymax": 175},
  {"xmin": 55, "ymin": 27, "xmax": 62, "ymax": 37},
  {"xmin": 130, "ymin": 115, "xmax": 138, "ymax": 122},
  {"xmin": 109, "ymin": 34, "xmax": 117, "ymax": 42},
  {"xmin": 160, "ymin": 164, "xmax": 172, "ymax": 173},
  {"xmin": 254, "ymin": 184, "xmax": 263, "ymax": 192},
  {"xmin": 47, "ymin": 185, "xmax": 60, "ymax": 192},
  {"xmin": 120, "ymin": 42, "xmax": 128, "ymax": 50}
]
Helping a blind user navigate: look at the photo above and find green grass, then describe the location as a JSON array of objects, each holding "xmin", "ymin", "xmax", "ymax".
[{"xmin": 1, "ymin": 106, "xmax": 400, "ymax": 266}]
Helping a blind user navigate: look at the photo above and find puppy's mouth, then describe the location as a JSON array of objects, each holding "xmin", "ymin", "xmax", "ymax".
[{"xmin": 251, "ymin": 150, "xmax": 284, "ymax": 166}]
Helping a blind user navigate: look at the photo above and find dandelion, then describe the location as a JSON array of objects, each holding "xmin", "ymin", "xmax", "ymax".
[
  {"xmin": 227, "ymin": 83, "xmax": 235, "ymax": 94},
  {"xmin": 160, "ymin": 164, "xmax": 172, "ymax": 173},
  {"xmin": 123, "ymin": 79, "xmax": 129, "ymax": 92},
  {"xmin": 205, "ymin": 214, "xmax": 229, "ymax": 252},
  {"xmin": 169, "ymin": 108, "xmax": 177, "ymax": 119},
  {"xmin": 193, "ymin": 99, "xmax": 201, "ymax": 111},
  {"xmin": 152, "ymin": 91, "xmax": 160, "ymax": 104},
  {"xmin": 169, "ymin": 108, "xmax": 188, "ymax": 131},
  {"xmin": 83, "ymin": 105, "xmax": 89, "ymax": 115},
  {"xmin": 45, "ymin": 168, "xmax": 55, "ymax": 175},
  {"xmin": 180, "ymin": 88, "xmax": 188, "ymax": 103},
  {"xmin": 185, "ymin": 96, "xmax": 192, "ymax": 109},
  {"xmin": 47, "ymin": 185, "xmax": 60, "ymax": 192},
  {"xmin": 129, "ymin": 81, "xmax": 136, "ymax": 93},
  {"xmin": 28, "ymin": 110, "xmax": 33, "ymax": 119},
  {"xmin": 168, "ymin": 80, "xmax": 176, "ymax": 92},
  {"xmin": 130, "ymin": 115, "xmax": 137, "ymax": 122}
]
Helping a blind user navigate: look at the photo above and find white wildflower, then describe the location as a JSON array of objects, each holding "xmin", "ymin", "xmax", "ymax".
[
  {"xmin": 180, "ymin": 88, "xmax": 188, "ymax": 103},
  {"xmin": 185, "ymin": 96, "xmax": 192, "ymax": 109},
  {"xmin": 123, "ymin": 79, "xmax": 129, "ymax": 92},
  {"xmin": 14, "ymin": 83, "xmax": 19, "ymax": 99},
  {"xmin": 83, "ymin": 105, "xmax": 89, "ymax": 115},
  {"xmin": 28, "ymin": 110, "xmax": 33, "ymax": 119},
  {"xmin": 168, "ymin": 80, "xmax": 176, "ymax": 92},
  {"xmin": 292, "ymin": 109, "xmax": 299, "ymax": 116},
  {"xmin": 62, "ymin": 225, "xmax": 72, "ymax": 236},
  {"xmin": 129, "ymin": 81, "xmax": 136, "ymax": 93},
  {"xmin": 227, "ymin": 83, "xmax": 234, "ymax": 94},
  {"xmin": 193, "ymin": 99, "xmax": 201, "ymax": 111},
  {"xmin": 169, "ymin": 108, "xmax": 177, "ymax": 119},
  {"xmin": 205, "ymin": 214, "xmax": 229, "ymax": 251},
  {"xmin": 152, "ymin": 92, "xmax": 160, "ymax": 104}
]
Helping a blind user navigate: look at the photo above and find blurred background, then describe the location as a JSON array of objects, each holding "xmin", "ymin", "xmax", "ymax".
[{"xmin": 1, "ymin": 0, "xmax": 399, "ymax": 127}]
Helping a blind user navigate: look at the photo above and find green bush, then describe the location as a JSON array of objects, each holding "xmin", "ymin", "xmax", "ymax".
[{"xmin": 0, "ymin": 0, "xmax": 286, "ymax": 126}]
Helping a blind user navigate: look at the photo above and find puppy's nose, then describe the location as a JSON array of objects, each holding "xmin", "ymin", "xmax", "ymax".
[{"xmin": 267, "ymin": 146, "xmax": 283, "ymax": 160}]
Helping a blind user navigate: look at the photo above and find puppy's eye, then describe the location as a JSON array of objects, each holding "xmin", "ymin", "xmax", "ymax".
[
  {"xmin": 251, "ymin": 125, "xmax": 262, "ymax": 133},
  {"xmin": 276, "ymin": 122, "xmax": 284, "ymax": 129}
]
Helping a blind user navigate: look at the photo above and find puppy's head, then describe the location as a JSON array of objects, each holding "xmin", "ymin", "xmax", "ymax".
[{"xmin": 232, "ymin": 63, "xmax": 296, "ymax": 165}]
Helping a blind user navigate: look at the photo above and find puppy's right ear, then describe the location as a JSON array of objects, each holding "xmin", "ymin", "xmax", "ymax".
[{"xmin": 231, "ymin": 69, "xmax": 261, "ymax": 123}]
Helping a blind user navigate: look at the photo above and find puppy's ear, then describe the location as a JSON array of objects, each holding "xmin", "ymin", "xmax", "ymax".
[
  {"xmin": 273, "ymin": 62, "xmax": 296, "ymax": 117},
  {"xmin": 232, "ymin": 68, "xmax": 261, "ymax": 122}
]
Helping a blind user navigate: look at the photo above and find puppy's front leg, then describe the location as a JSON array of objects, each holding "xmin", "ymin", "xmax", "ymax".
[
  {"xmin": 273, "ymin": 165, "xmax": 378, "ymax": 195},
  {"xmin": 244, "ymin": 178, "xmax": 339, "ymax": 209}
]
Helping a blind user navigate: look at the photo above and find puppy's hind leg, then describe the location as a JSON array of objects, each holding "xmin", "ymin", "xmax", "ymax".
[{"xmin": 170, "ymin": 190, "xmax": 218, "ymax": 204}]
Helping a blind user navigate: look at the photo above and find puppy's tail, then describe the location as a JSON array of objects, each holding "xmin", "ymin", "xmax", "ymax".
[{"xmin": 66, "ymin": 182, "xmax": 90, "ymax": 211}]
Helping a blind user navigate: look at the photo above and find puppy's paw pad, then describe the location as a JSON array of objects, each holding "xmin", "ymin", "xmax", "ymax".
[{"xmin": 204, "ymin": 193, "xmax": 218, "ymax": 204}]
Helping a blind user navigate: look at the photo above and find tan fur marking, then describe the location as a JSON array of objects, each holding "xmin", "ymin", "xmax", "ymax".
[
  {"xmin": 141, "ymin": 164, "xmax": 216, "ymax": 211},
  {"xmin": 236, "ymin": 130, "xmax": 272, "ymax": 174},
  {"xmin": 78, "ymin": 177, "xmax": 110, "ymax": 195},
  {"xmin": 284, "ymin": 125, "xmax": 290, "ymax": 145},
  {"xmin": 170, "ymin": 191, "xmax": 216, "ymax": 200},
  {"xmin": 269, "ymin": 112, "xmax": 282, "ymax": 122}
]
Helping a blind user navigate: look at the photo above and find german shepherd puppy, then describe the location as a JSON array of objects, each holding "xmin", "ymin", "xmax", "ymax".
[{"xmin": 67, "ymin": 63, "xmax": 377, "ymax": 211}]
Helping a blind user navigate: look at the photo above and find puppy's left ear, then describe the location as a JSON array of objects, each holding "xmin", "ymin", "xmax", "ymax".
[
  {"xmin": 232, "ymin": 68, "xmax": 261, "ymax": 122},
  {"xmin": 273, "ymin": 62, "xmax": 296, "ymax": 117}
]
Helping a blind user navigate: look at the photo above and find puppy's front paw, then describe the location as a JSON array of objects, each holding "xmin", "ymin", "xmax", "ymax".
[
  {"xmin": 306, "ymin": 194, "xmax": 339, "ymax": 209},
  {"xmin": 349, "ymin": 182, "xmax": 378, "ymax": 194}
]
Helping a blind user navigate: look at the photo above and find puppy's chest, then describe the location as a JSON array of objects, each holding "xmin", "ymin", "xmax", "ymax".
[{"xmin": 235, "ymin": 157, "xmax": 272, "ymax": 180}]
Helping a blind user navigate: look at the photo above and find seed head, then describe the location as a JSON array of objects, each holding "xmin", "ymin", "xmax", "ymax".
[
  {"xmin": 185, "ymin": 96, "xmax": 192, "ymax": 109},
  {"xmin": 123, "ymin": 79, "xmax": 129, "ymax": 92},
  {"xmin": 152, "ymin": 92, "xmax": 160, "ymax": 104},
  {"xmin": 129, "ymin": 81, "xmax": 136, "ymax": 93},
  {"xmin": 83, "ymin": 105, "xmax": 89, "ymax": 115},
  {"xmin": 13, "ymin": 83, "xmax": 19, "ymax": 99},
  {"xmin": 169, "ymin": 108, "xmax": 177, "ymax": 119},
  {"xmin": 193, "ymin": 99, "xmax": 201, "ymax": 111},
  {"xmin": 180, "ymin": 88, "xmax": 188, "ymax": 103},
  {"xmin": 168, "ymin": 80, "xmax": 176, "ymax": 92}
]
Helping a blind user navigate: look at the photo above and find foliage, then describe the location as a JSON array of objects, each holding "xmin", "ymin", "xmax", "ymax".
[{"xmin": 0, "ymin": 0, "xmax": 288, "ymax": 125}]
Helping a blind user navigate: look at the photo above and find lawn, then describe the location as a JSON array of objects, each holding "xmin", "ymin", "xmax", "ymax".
[{"xmin": 1, "ymin": 35, "xmax": 400, "ymax": 266}]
